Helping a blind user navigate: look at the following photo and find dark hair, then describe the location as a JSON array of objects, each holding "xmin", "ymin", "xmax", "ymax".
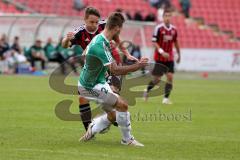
[
  {"xmin": 84, "ymin": 7, "xmax": 100, "ymax": 19},
  {"xmin": 106, "ymin": 12, "xmax": 125, "ymax": 30},
  {"xmin": 163, "ymin": 9, "xmax": 172, "ymax": 16}
]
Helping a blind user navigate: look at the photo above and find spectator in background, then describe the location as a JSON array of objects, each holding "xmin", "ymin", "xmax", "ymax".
[
  {"xmin": 125, "ymin": 11, "xmax": 132, "ymax": 20},
  {"xmin": 157, "ymin": 3, "xmax": 166, "ymax": 22},
  {"xmin": 73, "ymin": 0, "xmax": 86, "ymax": 11},
  {"xmin": 11, "ymin": 36, "xmax": 21, "ymax": 53},
  {"xmin": 10, "ymin": 36, "xmax": 27, "ymax": 69},
  {"xmin": 70, "ymin": 45, "xmax": 84, "ymax": 68},
  {"xmin": 2, "ymin": 48, "xmax": 27, "ymax": 73},
  {"xmin": 149, "ymin": 0, "xmax": 160, "ymax": 9},
  {"xmin": 0, "ymin": 39, "xmax": 7, "ymax": 59},
  {"xmin": 179, "ymin": 0, "xmax": 191, "ymax": 18},
  {"xmin": 30, "ymin": 40, "xmax": 47, "ymax": 70},
  {"xmin": 160, "ymin": 0, "xmax": 171, "ymax": 9},
  {"xmin": 115, "ymin": 8, "xmax": 130, "ymax": 20},
  {"xmin": 145, "ymin": 13, "xmax": 156, "ymax": 22},
  {"xmin": 44, "ymin": 38, "xmax": 55, "ymax": 60},
  {"xmin": 134, "ymin": 11, "xmax": 143, "ymax": 21},
  {"xmin": 0, "ymin": 34, "xmax": 9, "ymax": 59},
  {"xmin": 55, "ymin": 38, "xmax": 78, "ymax": 75},
  {"xmin": 1, "ymin": 34, "xmax": 9, "ymax": 49},
  {"xmin": 149, "ymin": 0, "xmax": 171, "ymax": 9}
]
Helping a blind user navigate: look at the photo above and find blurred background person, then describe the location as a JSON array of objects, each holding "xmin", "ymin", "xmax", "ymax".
[
  {"xmin": 11, "ymin": 36, "xmax": 21, "ymax": 53},
  {"xmin": 29, "ymin": 40, "xmax": 47, "ymax": 70},
  {"xmin": 179, "ymin": 0, "xmax": 191, "ymax": 18},
  {"xmin": 0, "ymin": 34, "xmax": 9, "ymax": 60}
]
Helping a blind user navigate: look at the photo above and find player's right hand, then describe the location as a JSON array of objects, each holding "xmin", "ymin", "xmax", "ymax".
[
  {"xmin": 66, "ymin": 32, "xmax": 75, "ymax": 40},
  {"xmin": 139, "ymin": 57, "xmax": 149, "ymax": 67},
  {"xmin": 158, "ymin": 48, "xmax": 169, "ymax": 59},
  {"xmin": 161, "ymin": 52, "xmax": 170, "ymax": 59}
]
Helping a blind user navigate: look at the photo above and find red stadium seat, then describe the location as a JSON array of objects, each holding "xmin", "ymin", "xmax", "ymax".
[{"xmin": 7, "ymin": 0, "xmax": 239, "ymax": 49}]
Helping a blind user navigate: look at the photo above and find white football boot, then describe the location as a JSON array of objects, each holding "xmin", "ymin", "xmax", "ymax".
[
  {"xmin": 162, "ymin": 98, "xmax": 173, "ymax": 105},
  {"xmin": 79, "ymin": 122, "xmax": 95, "ymax": 142},
  {"xmin": 121, "ymin": 137, "xmax": 144, "ymax": 147},
  {"xmin": 143, "ymin": 89, "xmax": 148, "ymax": 102}
]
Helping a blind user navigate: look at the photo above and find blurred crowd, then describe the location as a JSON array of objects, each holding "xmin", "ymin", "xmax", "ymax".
[
  {"xmin": 114, "ymin": 0, "xmax": 191, "ymax": 23},
  {"xmin": 0, "ymin": 1, "xmax": 192, "ymax": 75},
  {"xmin": 0, "ymin": 34, "xmax": 144, "ymax": 75},
  {"xmin": 0, "ymin": 34, "xmax": 83, "ymax": 75}
]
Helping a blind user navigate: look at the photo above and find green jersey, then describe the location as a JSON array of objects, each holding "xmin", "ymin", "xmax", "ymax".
[{"xmin": 79, "ymin": 33, "xmax": 114, "ymax": 89}]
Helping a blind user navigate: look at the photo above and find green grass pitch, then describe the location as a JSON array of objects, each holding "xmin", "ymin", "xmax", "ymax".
[{"xmin": 0, "ymin": 74, "xmax": 240, "ymax": 160}]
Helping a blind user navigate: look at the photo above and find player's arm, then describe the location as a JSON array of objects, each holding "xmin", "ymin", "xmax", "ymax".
[
  {"xmin": 113, "ymin": 35, "xmax": 139, "ymax": 61},
  {"xmin": 99, "ymin": 42, "xmax": 148, "ymax": 75},
  {"xmin": 108, "ymin": 57, "xmax": 148, "ymax": 76},
  {"xmin": 62, "ymin": 32, "xmax": 75, "ymax": 48},
  {"xmin": 174, "ymin": 40, "xmax": 181, "ymax": 63},
  {"xmin": 153, "ymin": 42, "xmax": 169, "ymax": 59},
  {"xmin": 152, "ymin": 26, "xmax": 169, "ymax": 59}
]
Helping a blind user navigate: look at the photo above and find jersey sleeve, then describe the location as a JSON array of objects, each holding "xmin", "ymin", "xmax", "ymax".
[
  {"xmin": 152, "ymin": 25, "xmax": 160, "ymax": 42},
  {"xmin": 70, "ymin": 26, "xmax": 84, "ymax": 46},
  {"xmin": 94, "ymin": 42, "xmax": 114, "ymax": 66},
  {"xmin": 99, "ymin": 20, "xmax": 106, "ymax": 29}
]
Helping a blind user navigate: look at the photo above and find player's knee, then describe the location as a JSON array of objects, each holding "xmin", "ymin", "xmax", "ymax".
[
  {"xmin": 79, "ymin": 97, "xmax": 89, "ymax": 105},
  {"xmin": 107, "ymin": 111, "xmax": 116, "ymax": 123},
  {"xmin": 167, "ymin": 73, "xmax": 173, "ymax": 82},
  {"xmin": 119, "ymin": 102, "xmax": 128, "ymax": 112},
  {"xmin": 115, "ymin": 98, "xmax": 128, "ymax": 112},
  {"xmin": 110, "ymin": 85, "xmax": 120, "ymax": 94},
  {"xmin": 153, "ymin": 76, "xmax": 161, "ymax": 84}
]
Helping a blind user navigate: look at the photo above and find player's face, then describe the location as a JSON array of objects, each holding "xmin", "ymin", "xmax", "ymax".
[
  {"xmin": 163, "ymin": 12, "xmax": 172, "ymax": 26},
  {"xmin": 85, "ymin": 15, "xmax": 100, "ymax": 32},
  {"xmin": 113, "ymin": 26, "xmax": 122, "ymax": 38}
]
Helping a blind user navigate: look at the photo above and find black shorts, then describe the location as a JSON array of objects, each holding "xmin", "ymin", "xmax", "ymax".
[
  {"xmin": 106, "ymin": 75, "xmax": 122, "ymax": 91},
  {"xmin": 152, "ymin": 61, "xmax": 174, "ymax": 76}
]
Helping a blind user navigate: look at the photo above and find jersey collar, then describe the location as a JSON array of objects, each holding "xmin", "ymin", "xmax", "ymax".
[
  {"xmin": 84, "ymin": 24, "xmax": 99, "ymax": 34},
  {"xmin": 100, "ymin": 33, "xmax": 110, "ymax": 43},
  {"xmin": 163, "ymin": 23, "xmax": 173, "ymax": 31}
]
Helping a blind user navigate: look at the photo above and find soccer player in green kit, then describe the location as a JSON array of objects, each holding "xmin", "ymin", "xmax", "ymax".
[{"xmin": 78, "ymin": 12, "xmax": 148, "ymax": 146}]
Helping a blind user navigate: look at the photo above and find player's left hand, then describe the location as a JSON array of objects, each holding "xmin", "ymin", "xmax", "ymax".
[
  {"xmin": 127, "ymin": 55, "xmax": 139, "ymax": 62},
  {"xmin": 139, "ymin": 57, "xmax": 149, "ymax": 67},
  {"xmin": 176, "ymin": 56, "xmax": 181, "ymax": 64}
]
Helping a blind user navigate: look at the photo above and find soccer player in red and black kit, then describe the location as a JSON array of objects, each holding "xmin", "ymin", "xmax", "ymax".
[
  {"xmin": 144, "ymin": 9, "xmax": 181, "ymax": 104},
  {"xmin": 62, "ymin": 7, "xmax": 137, "ymax": 131}
]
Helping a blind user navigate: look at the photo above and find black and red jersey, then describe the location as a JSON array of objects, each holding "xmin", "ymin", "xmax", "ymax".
[
  {"xmin": 152, "ymin": 23, "xmax": 178, "ymax": 62},
  {"xmin": 70, "ymin": 20, "xmax": 121, "ymax": 64},
  {"xmin": 71, "ymin": 20, "xmax": 106, "ymax": 50}
]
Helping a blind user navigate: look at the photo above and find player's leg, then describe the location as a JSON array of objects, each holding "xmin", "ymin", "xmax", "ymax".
[
  {"xmin": 143, "ymin": 75, "xmax": 161, "ymax": 101},
  {"xmin": 78, "ymin": 82, "xmax": 118, "ymax": 141},
  {"xmin": 79, "ymin": 83, "xmax": 143, "ymax": 146},
  {"xmin": 162, "ymin": 72, "xmax": 173, "ymax": 104},
  {"xmin": 107, "ymin": 75, "xmax": 122, "ymax": 126},
  {"xmin": 88, "ymin": 75, "xmax": 121, "ymax": 135},
  {"xmin": 90, "ymin": 110, "xmax": 115, "ymax": 135},
  {"xmin": 162, "ymin": 61, "xmax": 174, "ymax": 104},
  {"xmin": 79, "ymin": 96, "xmax": 92, "ymax": 131},
  {"xmin": 147, "ymin": 75, "xmax": 161, "ymax": 92},
  {"xmin": 79, "ymin": 74, "xmax": 121, "ymax": 134},
  {"xmin": 114, "ymin": 97, "xmax": 144, "ymax": 146},
  {"xmin": 92, "ymin": 96, "xmax": 144, "ymax": 146},
  {"xmin": 144, "ymin": 62, "xmax": 165, "ymax": 101},
  {"xmin": 86, "ymin": 81, "xmax": 119, "ymax": 134}
]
